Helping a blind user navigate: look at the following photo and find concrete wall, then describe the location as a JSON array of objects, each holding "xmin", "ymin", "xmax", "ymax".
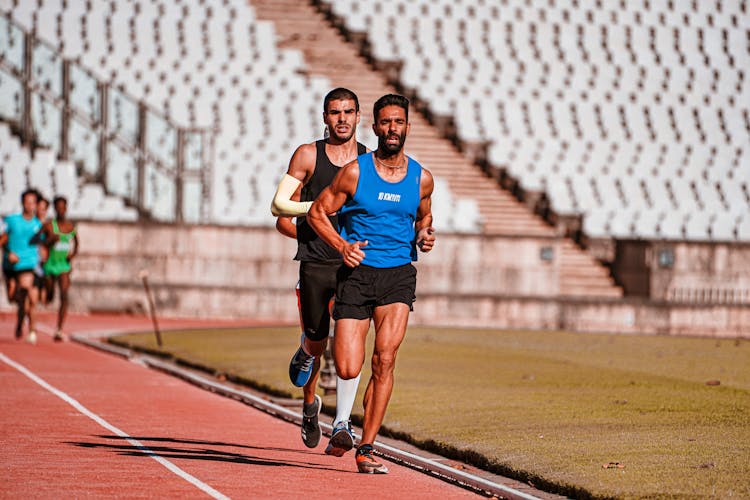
[
  {"xmin": 414, "ymin": 234, "xmax": 560, "ymax": 296},
  {"xmin": 3, "ymin": 222, "xmax": 748, "ymax": 337},
  {"xmin": 412, "ymin": 295, "xmax": 749, "ymax": 337},
  {"xmin": 48, "ymin": 222, "xmax": 565, "ymax": 319},
  {"xmin": 66, "ymin": 222, "xmax": 301, "ymax": 319}
]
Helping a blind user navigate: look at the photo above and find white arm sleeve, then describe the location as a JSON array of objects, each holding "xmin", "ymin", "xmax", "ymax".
[{"xmin": 270, "ymin": 174, "xmax": 313, "ymax": 217}]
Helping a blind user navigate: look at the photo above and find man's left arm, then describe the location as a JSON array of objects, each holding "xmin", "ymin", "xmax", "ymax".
[
  {"xmin": 415, "ymin": 168, "xmax": 435, "ymax": 253},
  {"xmin": 70, "ymin": 230, "xmax": 79, "ymax": 260}
]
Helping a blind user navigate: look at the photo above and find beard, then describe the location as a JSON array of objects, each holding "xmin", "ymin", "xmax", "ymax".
[{"xmin": 377, "ymin": 130, "xmax": 407, "ymax": 155}]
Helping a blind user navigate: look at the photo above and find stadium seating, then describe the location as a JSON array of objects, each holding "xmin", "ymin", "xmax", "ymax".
[
  {"xmin": 321, "ymin": 0, "xmax": 750, "ymax": 242},
  {"xmin": 4, "ymin": 0, "xmax": 746, "ymax": 240},
  {"xmin": 0, "ymin": 122, "xmax": 138, "ymax": 220},
  {"xmin": 0, "ymin": 2, "xmax": 479, "ymax": 230}
]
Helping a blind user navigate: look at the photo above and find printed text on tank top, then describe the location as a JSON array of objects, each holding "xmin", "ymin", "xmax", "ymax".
[{"xmin": 52, "ymin": 220, "xmax": 73, "ymax": 252}]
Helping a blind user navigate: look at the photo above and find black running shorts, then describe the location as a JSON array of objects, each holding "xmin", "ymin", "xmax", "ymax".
[
  {"xmin": 299, "ymin": 261, "xmax": 339, "ymax": 341},
  {"xmin": 33, "ymin": 272, "xmax": 45, "ymax": 290},
  {"xmin": 6, "ymin": 267, "xmax": 33, "ymax": 278},
  {"xmin": 333, "ymin": 263, "xmax": 417, "ymax": 320}
]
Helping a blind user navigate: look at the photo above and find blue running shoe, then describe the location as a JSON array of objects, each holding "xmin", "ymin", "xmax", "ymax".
[
  {"xmin": 289, "ymin": 340, "xmax": 315, "ymax": 387},
  {"xmin": 325, "ymin": 420, "xmax": 354, "ymax": 457}
]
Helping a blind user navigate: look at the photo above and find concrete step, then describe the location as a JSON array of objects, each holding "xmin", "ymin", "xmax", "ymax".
[{"xmin": 560, "ymin": 287, "xmax": 623, "ymax": 298}]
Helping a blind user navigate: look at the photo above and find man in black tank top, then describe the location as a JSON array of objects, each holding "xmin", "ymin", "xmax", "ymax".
[
  {"xmin": 271, "ymin": 88, "xmax": 367, "ymax": 455},
  {"xmin": 293, "ymin": 139, "xmax": 366, "ymax": 262}
]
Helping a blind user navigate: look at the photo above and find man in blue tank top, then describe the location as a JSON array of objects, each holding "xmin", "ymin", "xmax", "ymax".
[
  {"xmin": 309, "ymin": 94, "xmax": 436, "ymax": 474},
  {"xmin": 271, "ymin": 88, "xmax": 367, "ymax": 455}
]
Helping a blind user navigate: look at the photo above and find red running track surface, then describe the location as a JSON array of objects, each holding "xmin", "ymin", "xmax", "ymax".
[{"xmin": 0, "ymin": 313, "xmax": 481, "ymax": 499}]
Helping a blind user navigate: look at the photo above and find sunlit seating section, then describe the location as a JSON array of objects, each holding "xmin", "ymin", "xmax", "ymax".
[
  {"xmin": 0, "ymin": 122, "xmax": 138, "ymax": 220},
  {"xmin": 322, "ymin": 0, "xmax": 750, "ymax": 242},
  {"xmin": 0, "ymin": 1, "xmax": 475, "ymax": 229}
]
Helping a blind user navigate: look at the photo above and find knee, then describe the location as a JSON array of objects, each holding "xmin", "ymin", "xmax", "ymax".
[
  {"xmin": 335, "ymin": 361, "xmax": 362, "ymax": 380},
  {"xmin": 304, "ymin": 337, "xmax": 326, "ymax": 357},
  {"xmin": 371, "ymin": 350, "xmax": 397, "ymax": 376},
  {"xmin": 337, "ymin": 369, "xmax": 360, "ymax": 380},
  {"xmin": 303, "ymin": 326, "xmax": 327, "ymax": 344}
]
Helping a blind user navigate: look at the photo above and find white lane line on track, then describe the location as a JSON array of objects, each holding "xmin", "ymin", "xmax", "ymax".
[{"xmin": 0, "ymin": 352, "xmax": 229, "ymax": 500}]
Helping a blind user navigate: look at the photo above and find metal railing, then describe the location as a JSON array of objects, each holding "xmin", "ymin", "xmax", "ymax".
[
  {"xmin": 0, "ymin": 12, "xmax": 212, "ymax": 223},
  {"xmin": 667, "ymin": 286, "xmax": 750, "ymax": 305}
]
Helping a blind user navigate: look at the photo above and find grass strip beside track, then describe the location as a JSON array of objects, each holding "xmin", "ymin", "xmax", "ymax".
[{"xmin": 110, "ymin": 327, "xmax": 750, "ymax": 499}]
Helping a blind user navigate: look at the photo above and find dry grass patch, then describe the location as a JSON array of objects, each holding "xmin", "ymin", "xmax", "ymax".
[{"xmin": 112, "ymin": 327, "xmax": 750, "ymax": 499}]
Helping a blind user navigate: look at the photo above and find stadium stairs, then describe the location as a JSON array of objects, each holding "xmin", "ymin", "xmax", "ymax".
[{"xmin": 251, "ymin": 0, "xmax": 622, "ymax": 299}]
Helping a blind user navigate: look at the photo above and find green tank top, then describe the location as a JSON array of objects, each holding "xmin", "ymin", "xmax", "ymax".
[{"xmin": 43, "ymin": 219, "xmax": 76, "ymax": 276}]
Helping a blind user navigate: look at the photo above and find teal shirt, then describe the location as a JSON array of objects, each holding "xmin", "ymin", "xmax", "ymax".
[{"xmin": 3, "ymin": 213, "xmax": 42, "ymax": 271}]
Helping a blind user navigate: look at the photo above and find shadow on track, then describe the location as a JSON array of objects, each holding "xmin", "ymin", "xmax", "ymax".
[
  {"xmin": 95, "ymin": 434, "xmax": 321, "ymax": 455},
  {"xmin": 65, "ymin": 435, "xmax": 350, "ymax": 473}
]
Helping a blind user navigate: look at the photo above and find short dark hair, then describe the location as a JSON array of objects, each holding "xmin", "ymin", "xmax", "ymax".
[
  {"xmin": 21, "ymin": 189, "xmax": 39, "ymax": 204},
  {"xmin": 324, "ymin": 87, "xmax": 359, "ymax": 112},
  {"xmin": 38, "ymin": 196, "xmax": 49, "ymax": 206},
  {"xmin": 373, "ymin": 94, "xmax": 409, "ymax": 122},
  {"xmin": 53, "ymin": 195, "xmax": 67, "ymax": 206}
]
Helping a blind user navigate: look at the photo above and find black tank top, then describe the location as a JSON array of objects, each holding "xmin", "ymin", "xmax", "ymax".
[{"xmin": 294, "ymin": 139, "xmax": 367, "ymax": 262}]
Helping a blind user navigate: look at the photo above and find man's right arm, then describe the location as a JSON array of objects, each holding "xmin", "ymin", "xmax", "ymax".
[
  {"xmin": 0, "ymin": 218, "xmax": 6, "ymax": 247},
  {"xmin": 1, "ymin": 217, "xmax": 17, "ymax": 263},
  {"xmin": 275, "ymin": 181, "xmax": 301, "ymax": 240},
  {"xmin": 270, "ymin": 143, "xmax": 316, "ymax": 217},
  {"xmin": 308, "ymin": 161, "xmax": 367, "ymax": 267},
  {"xmin": 275, "ymin": 217, "xmax": 297, "ymax": 239}
]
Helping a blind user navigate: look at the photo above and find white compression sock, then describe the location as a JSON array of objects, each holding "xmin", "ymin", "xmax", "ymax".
[{"xmin": 334, "ymin": 373, "xmax": 361, "ymax": 425}]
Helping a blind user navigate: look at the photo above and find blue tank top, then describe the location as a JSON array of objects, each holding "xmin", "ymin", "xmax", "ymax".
[{"xmin": 339, "ymin": 153, "xmax": 422, "ymax": 268}]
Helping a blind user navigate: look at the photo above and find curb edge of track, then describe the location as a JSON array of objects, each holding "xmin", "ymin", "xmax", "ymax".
[{"xmin": 71, "ymin": 333, "xmax": 546, "ymax": 500}]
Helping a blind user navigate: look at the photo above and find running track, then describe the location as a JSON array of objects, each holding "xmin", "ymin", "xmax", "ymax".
[{"xmin": 1, "ymin": 312, "xmax": 484, "ymax": 499}]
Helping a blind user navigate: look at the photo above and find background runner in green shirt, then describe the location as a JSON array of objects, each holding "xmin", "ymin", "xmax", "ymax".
[{"xmin": 39, "ymin": 196, "xmax": 78, "ymax": 341}]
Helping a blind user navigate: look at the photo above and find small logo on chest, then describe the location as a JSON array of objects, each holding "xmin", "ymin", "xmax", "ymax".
[{"xmin": 378, "ymin": 192, "xmax": 401, "ymax": 202}]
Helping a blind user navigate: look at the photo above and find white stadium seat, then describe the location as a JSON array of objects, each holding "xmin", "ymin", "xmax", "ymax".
[{"xmin": 320, "ymin": 0, "xmax": 749, "ymax": 242}]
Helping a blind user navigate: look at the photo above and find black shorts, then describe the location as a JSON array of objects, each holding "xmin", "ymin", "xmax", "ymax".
[
  {"xmin": 5, "ymin": 267, "xmax": 34, "ymax": 278},
  {"xmin": 333, "ymin": 263, "xmax": 416, "ymax": 321},
  {"xmin": 298, "ymin": 260, "xmax": 339, "ymax": 342}
]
